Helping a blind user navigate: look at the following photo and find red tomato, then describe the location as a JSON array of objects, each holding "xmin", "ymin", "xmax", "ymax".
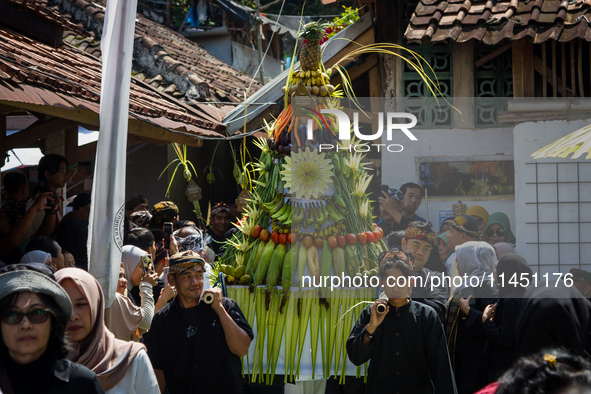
[
  {"xmin": 345, "ymin": 233, "xmax": 356, "ymax": 245},
  {"xmin": 327, "ymin": 236, "xmax": 337, "ymax": 249},
  {"xmin": 288, "ymin": 233, "xmax": 297, "ymax": 245},
  {"xmin": 365, "ymin": 231, "xmax": 375, "ymax": 243},
  {"xmin": 302, "ymin": 236, "xmax": 314, "ymax": 249},
  {"xmin": 337, "ymin": 235, "xmax": 347, "ymax": 248},
  {"xmin": 260, "ymin": 229, "xmax": 270, "ymax": 242},
  {"xmin": 251, "ymin": 225, "xmax": 263, "ymax": 239},
  {"xmin": 357, "ymin": 232, "xmax": 367, "ymax": 245},
  {"xmin": 372, "ymin": 230, "xmax": 381, "ymax": 241},
  {"xmin": 377, "ymin": 226, "xmax": 384, "ymax": 236},
  {"xmin": 279, "ymin": 233, "xmax": 288, "ymax": 245},
  {"xmin": 314, "ymin": 237, "xmax": 323, "ymax": 249},
  {"xmin": 271, "ymin": 231, "xmax": 280, "ymax": 244}
]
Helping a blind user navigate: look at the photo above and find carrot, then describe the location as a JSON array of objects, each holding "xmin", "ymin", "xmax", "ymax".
[
  {"xmin": 294, "ymin": 117, "xmax": 301, "ymax": 146},
  {"xmin": 273, "ymin": 105, "xmax": 292, "ymax": 140}
]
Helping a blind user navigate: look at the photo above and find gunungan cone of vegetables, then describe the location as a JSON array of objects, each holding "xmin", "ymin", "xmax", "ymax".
[{"xmin": 299, "ymin": 21, "xmax": 325, "ymax": 71}]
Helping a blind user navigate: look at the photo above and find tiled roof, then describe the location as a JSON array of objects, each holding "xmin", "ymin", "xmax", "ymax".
[
  {"xmin": 46, "ymin": 0, "xmax": 261, "ymax": 105},
  {"xmin": 2, "ymin": 0, "xmax": 90, "ymax": 40},
  {"xmin": 405, "ymin": 0, "xmax": 591, "ymax": 44},
  {"xmin": 0, "ymin": 25, "xmax": 226, "ymax": 139}
]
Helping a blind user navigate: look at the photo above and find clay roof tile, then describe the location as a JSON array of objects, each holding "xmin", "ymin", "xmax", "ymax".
[{"xmin": 405, "ymin": 0, "xmax": 591, "ymax": 42}]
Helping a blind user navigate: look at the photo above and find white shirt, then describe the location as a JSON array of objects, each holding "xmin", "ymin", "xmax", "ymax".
[{"xmin": 105, "ymin": 349, "xmax": 159, "ymax": 394}]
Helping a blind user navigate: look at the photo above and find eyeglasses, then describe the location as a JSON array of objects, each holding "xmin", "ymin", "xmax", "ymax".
[
  {"xmin": 486, "ymin": 228, "xmax": 506, "ymax": 237},
  {"xmin": 2, "ymin": 309, "xmax": 51, "ymax": 325}
]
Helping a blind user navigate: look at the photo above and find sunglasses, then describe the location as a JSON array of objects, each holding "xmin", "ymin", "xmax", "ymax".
[
  {"xmin": 486, "ymin": 228, "xmax": 506, "ymax": 237},
  {"xmin": 2, "ymin": 308, "xmax": 51, "ymax": 325}
]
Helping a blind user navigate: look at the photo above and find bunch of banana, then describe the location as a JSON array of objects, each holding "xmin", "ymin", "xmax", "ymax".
[
  {"xmin": 219, "ymin": 262, "xmax": 249, "ymax": 285},
  {"xmin": 261, "ymin": 195, "xmax": 285, "ymax": 215},
  {"xmin": 298, "ymin": 222, "xmax": 346, "ymax": 239},
  {"xmin": 271, "ymin": 200, "xmax": 291, "ymax": 225},
  {"xmin": 291, "ymin": 201, "xmax": 306, "ymax": 226},
  {"xmin": 285, "ymin": 69, "xmax": 336, "ymax": 97},
  {"xmin": 271, "ymin": 223, "xmax": 291, "ymax": 234}
]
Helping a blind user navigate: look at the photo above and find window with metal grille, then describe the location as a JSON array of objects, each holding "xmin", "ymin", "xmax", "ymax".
[
  {"xmin": 524, "ymin": 161, "xmax": 591, "ymax": 273},
  {"xmin": 403, "ymin": 43, "xmax": 453, "ymax": 128},
  {"xmin": 474, "ymin": 44, "xmax": 513, "ymax": 127}
]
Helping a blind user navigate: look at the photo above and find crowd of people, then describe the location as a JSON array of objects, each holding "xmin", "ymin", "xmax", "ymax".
[
  {"xmin": 1, "ymin": 157, "xmax": 591, "ymax": 393},
  {"xmin": 0, "ymin": 154, "xmax": 252, "ymax": 393},
  {"xmin": 351, "ymin": 182, "xmax": 591, "ymax": 394}
]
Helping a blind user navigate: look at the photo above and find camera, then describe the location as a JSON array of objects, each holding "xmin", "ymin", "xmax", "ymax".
[
  {"xmin": 380, "ymin": 185, "xmax": 403, "ymax": 202},
  {"xmin": 44, "ymin": 193, "xmax": 59, "ymax": 214}
]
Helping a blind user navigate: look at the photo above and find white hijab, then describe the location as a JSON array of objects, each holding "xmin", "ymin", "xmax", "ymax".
[
  {"xmin": 453, "ymin": 241, "xmax": 496, "ymax": 292},
  {"xmin": 121, "ymin": 245, "xmax": 148, "ymax": 292}
]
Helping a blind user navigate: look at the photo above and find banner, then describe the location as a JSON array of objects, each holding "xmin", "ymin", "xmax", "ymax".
[{"xmin": 88, "ymin": 0, "xmax": 138, "ymax": 307}]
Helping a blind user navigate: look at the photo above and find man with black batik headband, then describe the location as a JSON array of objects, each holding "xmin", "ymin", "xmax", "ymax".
[
  {"xmin": 143, "ymin": 251, "xmax": 253, "ymax": 394},
  {"xmin": 400, "ymin": 221, "xmax": 448, "ymax": 322}
]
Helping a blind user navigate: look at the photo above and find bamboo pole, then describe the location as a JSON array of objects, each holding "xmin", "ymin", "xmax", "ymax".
[{"xmin": 552, "ymin": 41, "xmax": 557, "ymax": 97}]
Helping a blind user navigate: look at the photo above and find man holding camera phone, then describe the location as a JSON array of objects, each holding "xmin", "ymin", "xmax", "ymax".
[
  {"xmin": 378, "ymin": 182, "xmax": 426, "ymax": 237},
  {"xmin": 144, "ymin": 251, "xmax": 253, "ymax": 394},
  {"xmin": 27, "ymin": 154, "xmax": 69, "ymax": 238}
]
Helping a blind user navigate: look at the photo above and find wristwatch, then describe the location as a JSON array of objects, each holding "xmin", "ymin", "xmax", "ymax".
[{"xmin": 363, "ymin": 325, "xmax": 376, "ymax": 340}]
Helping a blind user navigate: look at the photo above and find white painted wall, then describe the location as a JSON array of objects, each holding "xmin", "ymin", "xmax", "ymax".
[
  {"xmin": 381, "ymin": 127, "xmax": 515, "ymax": 233},
  {"xmin": 514, "ymin": 118, "xmax": 591, "ymax": 273}
]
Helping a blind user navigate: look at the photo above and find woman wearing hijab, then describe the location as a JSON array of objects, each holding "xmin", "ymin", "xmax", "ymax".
[
  {"xmin": 460, "ymin": 254, "xmax": 531, "ymax": 388},
  {"xmin": 0, "ymin": 264, "xmax": 104, "ymax": 393},
  {"xmin": 486, "ymin": 212, "xmax": 516, "ymax": 246},
  {"xmin": 466, "ymin": 205, "xmax": 490, "ymax": 235},
  {"xmin": 436, "ymin": 231, "xmax": 453, "ymax": 262},
  {"xmin": 446, "ymin": 241, "xmax": 499, "ymax": 394},
  {"xmin": 492, "ymin": 242, "xmax": 515, "ymax": 261},
  {"xmin": 55, "ymin": 268, "xmax": 159, "ymax": 394},
  {"xmin": 26, "ymin": 236, "xmax": 65, "ymax": 270},
  {"xmin": 105, "ymin": 265, "xmax": 163, "ymax": 341},
  {"xmin": 121, "ymin": 245, "xmax": 149, "ymax": 295},
  {"xmin": 20, "ymin": 250, "xmax": 54, "ymax": 270}
]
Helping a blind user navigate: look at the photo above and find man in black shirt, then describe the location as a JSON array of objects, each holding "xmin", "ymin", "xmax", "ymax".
[
  {"xmin": 207, "ymin": 203, "xmax": 232, "ymax": 258},
  {"xmin": 401, "ymin": 222, "xmax": 448, "ymax": 322},
  {"xmin": 378, "ymin": 183, "xmax": 426, "ymax": 239},
  {"xmin": 144, "ymin": 251, "xmax": 253, "ymax": 393},
  {"xmin": 347, "ymin": 260, "xmax": 456, "ymax": 393}
]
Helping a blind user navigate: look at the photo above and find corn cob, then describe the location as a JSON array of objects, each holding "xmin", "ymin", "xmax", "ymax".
[
  {"xmin": 307, "ymin": 245, "xmax": 320, "ymax": 279},
  {"xmin": 266, "ymin": 243, "xmax": 287, "ymax": 289},
  {"xmin": 254, "ymin": 241, "xmax": 276, "ymax": 285}
]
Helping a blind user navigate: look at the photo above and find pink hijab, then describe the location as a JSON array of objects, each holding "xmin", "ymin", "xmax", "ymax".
[{"xmin": 55, "ymin": 268, "xmax": 144, "ymax": 391}]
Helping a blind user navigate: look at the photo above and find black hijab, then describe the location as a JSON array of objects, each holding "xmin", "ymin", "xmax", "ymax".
[{"xmin": 496, "ymin": 253, "xmax": 532, "ymax": 298}]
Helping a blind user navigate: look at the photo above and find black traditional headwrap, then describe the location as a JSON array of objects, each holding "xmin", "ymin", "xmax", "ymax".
[{"xmin": 169, "ymin": 251, "xmax": 205, "ymax": 274}]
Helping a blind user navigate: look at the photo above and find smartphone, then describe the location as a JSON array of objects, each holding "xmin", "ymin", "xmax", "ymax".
[
  {"xmin": 419, "ymin": 164, "xmax": 431, "ymax": 187},
  {"xmin": 163, "ymin": 266, "xmax": 169, "ymax": 287},
  {"xmin": 164, "ymin": 222, "xmax": 173, "ymax": 249},
  {"xmin": 141, "ymin": 254, "xmax": 153, "ymax": 275},
  {"xmin": 380, "ymin": 185, "xmax": 390, "ymax": 195}
]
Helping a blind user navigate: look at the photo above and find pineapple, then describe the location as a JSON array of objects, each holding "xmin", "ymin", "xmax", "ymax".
[{"xmin": 299, "ymin": 22, "xmax": 325, "ymax": 71}]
